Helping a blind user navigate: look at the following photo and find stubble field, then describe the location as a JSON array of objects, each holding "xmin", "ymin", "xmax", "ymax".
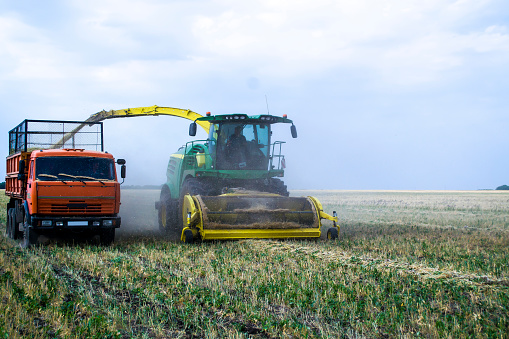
[{"xmin": 0, "ymin": 189, "xmax": 508, "ymax": 338}]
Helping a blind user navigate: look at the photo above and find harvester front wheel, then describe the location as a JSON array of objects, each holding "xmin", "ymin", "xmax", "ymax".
[
  {"xmin": 266, "ymin": 178, "xmax": 289, "ymax": 196},
  {"xmin": 159, "ymin": 188, "xmax": 179, "ymax": 234},
  {"xmin": 327, "ymin": 227, "xmax": 339, "ymax": 240}
]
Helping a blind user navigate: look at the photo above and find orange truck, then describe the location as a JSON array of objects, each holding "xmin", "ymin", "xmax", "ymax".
[{"xmin": 5, "ymin": 119, "xmax": 126, "ymax": 247}]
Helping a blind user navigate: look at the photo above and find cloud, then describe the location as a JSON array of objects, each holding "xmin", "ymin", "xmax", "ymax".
[
  {"xmin": 3, "ymin": 0, "xmax": 507, "ymax": 91},
  {"xmin": 0, "ymin": 0, "xmax": 508, "ymax": 189},
  {"xmin": 0, "ymin": 16, "xmax": 69, "ymax": 81},
  {"xmin": 188, "ymin": 0, "xmax": 509, "ymax": 84}
]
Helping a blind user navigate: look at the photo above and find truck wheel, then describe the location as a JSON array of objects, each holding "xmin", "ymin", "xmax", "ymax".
[
  {"xmin": 11, "ymin": 209, "xmax": 22, "ymax": 240},
  {"xmin": 22, "ymin": 226, "xmax": 39, "ymax": 248},
  {"xmin": 327, "ymin": 227, "xmax": 339, "ymax": 240},
  {"xmin": 6, "ymin": 208, "xmax": 14, "ymax": 238},
  {"xmin": 100, "ymin": 229, "xmax": 115, "ymax": 246}
]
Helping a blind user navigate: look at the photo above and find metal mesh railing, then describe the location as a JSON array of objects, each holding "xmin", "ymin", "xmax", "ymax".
[{"xmin": 9, "ymin": 120, "xmax": 103, "ymax": 155}]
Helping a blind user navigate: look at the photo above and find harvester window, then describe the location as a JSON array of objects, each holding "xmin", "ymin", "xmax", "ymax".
[{"xmin": 214, "ymin": 123, "xmax": 270, "ymax": 170}]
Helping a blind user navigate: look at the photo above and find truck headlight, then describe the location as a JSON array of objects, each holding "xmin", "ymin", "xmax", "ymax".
[
  {"xmin": 41, "ymin": 220, "xmax": 52, "ymax": 226},
  {"xmin": 103, "ymin": 220, "xmax": 113, "ymax": 226},
  {"xmin": 93, "ymin": 221, "xmax": 101, "ymax": 226},
  {"xmin": 56, "ymin": 222, "xmax": 64, "ymax": 227}
]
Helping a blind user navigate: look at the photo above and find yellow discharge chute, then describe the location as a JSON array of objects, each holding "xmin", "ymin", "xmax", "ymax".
[{"xmin": 51, "ymin": 105, "xmax": 210, "ymax": 149}]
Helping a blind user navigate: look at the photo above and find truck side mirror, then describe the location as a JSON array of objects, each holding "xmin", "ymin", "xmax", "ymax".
[
  {"xmin": 116, "ymin": 159, "xmax": 126, "ymax": 165},
  {"xmin": 290, "ymin": 124, "xmax": 298, "ymax": 138},
  {"xmin": 189, "ymin": 122, "xmax": 197, "ymax": 136},
  {"xmin": 17, "ymin": 159, "xmax": 26, "ymax": 181},
  {"xmin": 121, "ymin": 165, "xmax": 126, "ymax": 179}
]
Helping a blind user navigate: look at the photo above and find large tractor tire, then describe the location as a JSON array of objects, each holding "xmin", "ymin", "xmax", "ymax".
[
  {"xmin": 265, "ymin": 178, "xmax": 289, "ymax": 196},
  {"xmin": 158, "ymin": 187, "xmax": 179, "ymax": 234}
]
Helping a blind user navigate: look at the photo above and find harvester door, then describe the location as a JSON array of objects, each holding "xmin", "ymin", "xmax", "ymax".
[
  {"xmin": 216, "ymin": 123, "xmax": 270, "ymax": 170},
  {"xmin": 206, "ymin": 124, "xmax": 219, "ymax": 164},
  {"xmin": 245, "ymin": 124, "xmax": 269, "ymax": 170}
]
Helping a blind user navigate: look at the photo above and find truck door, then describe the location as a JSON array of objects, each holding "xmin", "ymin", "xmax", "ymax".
[{"xmin": 27, "ymin": 159, "xmax": 36, "ymax": 214}]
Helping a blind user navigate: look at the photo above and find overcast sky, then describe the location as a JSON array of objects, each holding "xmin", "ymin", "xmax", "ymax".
[{"xmin": 1, "ymin": 0, "xmax": 508, "ymax": 190}]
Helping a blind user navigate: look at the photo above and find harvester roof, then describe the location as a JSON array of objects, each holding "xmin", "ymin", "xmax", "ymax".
[{"xmin": 196, "ymin": 113, "xmax": 293, "ymax": 125}]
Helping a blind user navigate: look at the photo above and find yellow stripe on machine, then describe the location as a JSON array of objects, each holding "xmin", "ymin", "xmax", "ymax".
[{"xmin": 201, "ymin": 228, "xmax": 321, "ymax": 240}]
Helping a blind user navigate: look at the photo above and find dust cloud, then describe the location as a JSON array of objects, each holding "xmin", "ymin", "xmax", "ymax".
[{"xmin": 117, "ymin": 189, "xmax": 165, "ymax": 240}]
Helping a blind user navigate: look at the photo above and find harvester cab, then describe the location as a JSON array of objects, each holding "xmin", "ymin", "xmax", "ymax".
[{"xmin": 189, "ymin": 113, "xmax": 295, "ymax": 173}]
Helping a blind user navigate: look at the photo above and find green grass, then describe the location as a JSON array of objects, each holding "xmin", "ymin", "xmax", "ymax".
[{"xmin": 1, "ymin": 189, "xmax": 508, "ymax": 338}]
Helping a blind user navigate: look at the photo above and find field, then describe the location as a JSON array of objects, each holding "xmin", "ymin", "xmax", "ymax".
[{"xmin": 1, "ymin": 189, "xmax": 508, "ymax": 338}]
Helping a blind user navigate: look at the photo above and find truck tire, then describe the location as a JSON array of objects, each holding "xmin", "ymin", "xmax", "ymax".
[
  {"xmin": 22, "ymin": 226, "xmax": 38, "ymax": 248},
  {"xmin": 11, "ymin": 209, "xmax": 22, "ymax": 240},
  {"xmin": 6, "ymin": 208, "xmax": 14, "ymax": 238},
  {"xmin": 100, "ymin": 229, "xmax": 115, "ymax": 246}
]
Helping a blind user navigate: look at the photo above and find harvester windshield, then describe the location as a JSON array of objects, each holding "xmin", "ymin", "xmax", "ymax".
[{"xmin": 209, "ymin": 123, "xmax": 270, "ymax": 170}]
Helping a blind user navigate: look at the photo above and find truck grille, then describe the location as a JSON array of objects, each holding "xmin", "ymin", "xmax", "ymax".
[{"xmin": 38, "ymin": 200, "xmax": 115, "ymax": 214}]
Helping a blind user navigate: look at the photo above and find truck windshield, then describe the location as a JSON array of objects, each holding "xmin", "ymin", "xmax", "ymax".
[
  {"xmin": 35, "ymin": 157, "xmax": 115, "ymax": 181},
  {"xmin": 209, "ymin": 123, "xmax": 270, "ymax": 170}
]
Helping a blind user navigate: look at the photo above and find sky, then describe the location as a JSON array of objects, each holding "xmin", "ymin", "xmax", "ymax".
[{"xmin": 1, "ymin": 0, "xmax": 508, "ymax": 190}]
